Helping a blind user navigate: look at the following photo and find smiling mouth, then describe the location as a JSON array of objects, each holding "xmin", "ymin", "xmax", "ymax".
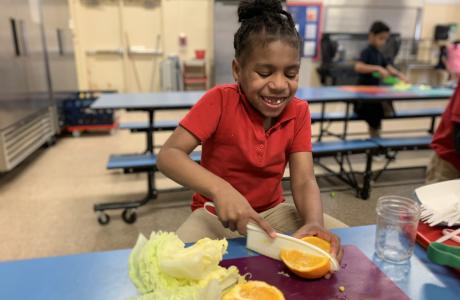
[{"xmin": 261, "ymin": 96, "xmax": 288, "ymax": 105}]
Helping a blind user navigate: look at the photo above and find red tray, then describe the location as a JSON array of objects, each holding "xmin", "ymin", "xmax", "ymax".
[
  {"xmin": 416, "ymin": 221, "xmax": 460, "ymax": 249},
  {"xmin": 416, "ymin": 221, "xmax": 460, "ymax": 273}
]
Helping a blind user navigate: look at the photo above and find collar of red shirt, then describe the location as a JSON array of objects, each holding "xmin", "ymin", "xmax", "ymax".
[{"xmin": 236, "ymin": 84, "xmax": 298, "ymax": 130}]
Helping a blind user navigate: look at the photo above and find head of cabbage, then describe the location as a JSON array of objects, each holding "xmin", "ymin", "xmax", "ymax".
[{"xmin": 128, "ymin": 232, "xmax": 243, "ymax": 300}]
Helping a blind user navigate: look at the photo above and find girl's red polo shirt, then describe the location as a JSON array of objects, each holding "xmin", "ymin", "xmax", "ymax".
[
  {"xmin": 431, "ymin": 83, "xmax": 460, "ymax": 171},
  {"xmin": 180, "ymin": 84, "xmax": 312, "ymax": 212}
]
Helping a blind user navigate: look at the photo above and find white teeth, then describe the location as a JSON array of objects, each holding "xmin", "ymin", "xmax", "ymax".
[{"xmin": 263, "ymin": 96, "xmax": 285, "ymax": 105}]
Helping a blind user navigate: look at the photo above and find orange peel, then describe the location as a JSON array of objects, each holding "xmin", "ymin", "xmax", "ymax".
[
  {"xmin": 222, "ymin": 280, "xmax": 285, "ymax": 300},
  {"xmin": 280, "ymin": 236, "xmax": 332, "ymax": 279}
]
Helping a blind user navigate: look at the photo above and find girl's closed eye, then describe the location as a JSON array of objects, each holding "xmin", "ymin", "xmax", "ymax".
[
  {"xmin": 257, "ymin": 71, "xmax": 272, "ymax": 78},
  {"xmin": 285, "ymin": 67, "xmax": 300, "ymax": 79},
  {"xmin": 285, "ymin": 72, "xmax": 298, "ymax": 79},
  {"xmin": 255, "ymin": 66, "xmax": 273, "ymax": 78}
]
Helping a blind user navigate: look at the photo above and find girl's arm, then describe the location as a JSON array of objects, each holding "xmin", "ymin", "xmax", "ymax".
[
  {"xmin": 157, "ymin": 126, "xmax": 229, "ymax": 201},
  {"xmin": 289, "ymin": 152, "xmax": 343, "ymax": 262},
  {"xmin": 157, "ymin": 126, "xmax": 275, "ymax": 237},
  {"xmin": 289, "ymin": 152, "xmax": 323, "ymax": 226}
]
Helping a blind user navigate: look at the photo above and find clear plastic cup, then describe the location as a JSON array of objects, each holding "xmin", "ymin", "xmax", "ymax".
[{"xmin": 375, "ymin": 195, "xmax": 421, "ymax": 263}]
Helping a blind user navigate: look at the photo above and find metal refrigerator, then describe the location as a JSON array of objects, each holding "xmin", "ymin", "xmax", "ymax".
[{"xmin": 0, "ymin": 0, "xmax": 55, "ymax": 172}]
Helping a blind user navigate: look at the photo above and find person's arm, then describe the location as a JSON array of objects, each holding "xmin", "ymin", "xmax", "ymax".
[
  {"xmin": 355, "ymin": 61, "xmax": 389, "ymax": 78},
  {"xmin": 289, "ymin": 152, "xmax": 343, "ymax": 262},
  {"xmin": 386, "ymin": 65, "xmax": 409, "ymax": 82},
  {"xmin": 454, "ymin": 122, "xmax": 460, "ymax": 154},
  {"xmin": 157, "ymin": 126, "xmax": 275, "ymax": 237},
  {"xmin": 289, "ymin": 152, "xmax": 323, "ymax": 225}
]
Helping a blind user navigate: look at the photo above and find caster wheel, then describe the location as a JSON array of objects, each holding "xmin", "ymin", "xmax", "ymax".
[
  {"xmin": 122, "ymin": 209, "xmax": 137, "ymax": 224},
  {"xmin": 360, "ymin": 190, "xmax": 370, "ymax": 200},
  {"xmin": 97, "ymin": 212, "xmax": 110, "ymax": 225},
  {"xmin": 44, "ymin": 137, "xmax": 57, "ymax": 147},
  {"xmin": 72, "ymin": 131, "xmax": 81, "ymax": 137}
]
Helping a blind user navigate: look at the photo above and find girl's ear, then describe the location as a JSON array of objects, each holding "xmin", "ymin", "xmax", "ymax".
[{"xmin": 232, "ymin": 59, "xmax": 240, "ymax": 83}]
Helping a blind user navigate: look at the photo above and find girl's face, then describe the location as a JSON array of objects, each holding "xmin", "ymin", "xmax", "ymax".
[{"xmin": 232, "ymin": 40, "xmax": 300, "ymax": 119}]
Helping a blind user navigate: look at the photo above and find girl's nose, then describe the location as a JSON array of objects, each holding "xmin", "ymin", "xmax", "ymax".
[{"xmin": 268, "ymin": 74, "xmax": 288, "ymax": 91}]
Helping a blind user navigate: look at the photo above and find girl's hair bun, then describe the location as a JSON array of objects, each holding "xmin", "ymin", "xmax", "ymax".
[{"xmin": 237, "ymin": 0, "xmax": 283, "ymax": 23}]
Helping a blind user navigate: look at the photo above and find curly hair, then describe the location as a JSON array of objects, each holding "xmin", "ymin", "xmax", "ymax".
[{"xmin": 234, "ymin": 0, "xmax": 300, "ymax": 64}]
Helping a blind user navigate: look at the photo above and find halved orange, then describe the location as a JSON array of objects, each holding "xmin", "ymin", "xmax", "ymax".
[
  {"xmin": 280, "ymin": 236, "xmax": 331, "ymax": 279},
  {"xmin": 221, "ymin": 280, "xmax": 285, "ymax": 300},
  {"xmin": 301, "ymin": 236, "xmax": 331, "ymax": 253},
  {"xmin": 280, "ymin": 249, "xmax": 330, "ymax": 279}
]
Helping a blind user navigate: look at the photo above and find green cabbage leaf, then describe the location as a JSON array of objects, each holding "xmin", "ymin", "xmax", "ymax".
[{"xmin": 128, "ymin": 232, "xmax": 242, "ymax": 300}]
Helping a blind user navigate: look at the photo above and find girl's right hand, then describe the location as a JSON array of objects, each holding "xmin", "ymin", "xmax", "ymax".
[{"xmin": 213, "ymin": 187, "xmax": 276, "ymax": 238}]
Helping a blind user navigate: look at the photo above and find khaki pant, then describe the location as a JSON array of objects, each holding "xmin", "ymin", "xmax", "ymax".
[
  {"xmin": 176, "ymin": 202, "xmax": 348, "ymax": 243},
  {"xmin": 426, "ymin": 153, "xmax": 460, "ymax": 184}
]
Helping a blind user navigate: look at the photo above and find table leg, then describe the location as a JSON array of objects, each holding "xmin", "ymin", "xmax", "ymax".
[
  {"xmin": 93, "ymin": 109, "xmax": 158, "ymax": 225},
  {"xmin": 147, "ymin": 110, "xmax": 154, "ymax": 153},
  {"xmin": 318, "ymin": 102, "xmax": 326, "ymax": 141},
  {"xmin": 342, "ymin": 102, "xmax": 350, "ymax": 140},
  {"xmin": 360, "ymin": 150, "xmax": 373, "ymax": 200}
]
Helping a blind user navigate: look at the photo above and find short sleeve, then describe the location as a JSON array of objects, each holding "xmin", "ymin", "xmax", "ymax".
[
  {"xmin": 451, "ymin": 83, "xmax": 460, "ymax": 123},
  {"xmin": 179, "ymin": 87, "xmax": 223, "ymax": 142},
  {"xmin": 289, "ymin": 102, "xmax": 312, "ymax": 153}
]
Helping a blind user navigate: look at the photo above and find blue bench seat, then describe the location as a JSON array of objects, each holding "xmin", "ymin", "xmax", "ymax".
[
  {"xmin": 107, "ymin": 154, "xmax": 156, "ymax": 170},
  {"xmin": 107, "ymin": 151, "xmax": 201, "ymax": 171},
  {"xmin": 119, "ymin": 120, "xmax": 178, "ymax": 132},
  {"xmin": 311, "ymin": 111, "xmax": 358, "ymax": 122},
  {"xmin": 313, "ymin": 139, "xmax": 378, "ymax": 155},
  {"xmin": 393, "ymin": 107, "xmax": 443, "ymax": 119},
  {"xmin": 310, "ymin": 107, "xmax": 443, "ymax": 123},
  {"xmin": 370, "ymin": 135, "xmax": 432, "ymax": 150}
]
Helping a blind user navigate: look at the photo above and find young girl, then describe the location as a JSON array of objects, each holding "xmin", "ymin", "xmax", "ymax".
[
  {"xmin": 157, "ymin": 0, "xmax": 344, "ymax": 262},
  {"xmin": 427, "ymin": 42, "xmax": 460, "ymax": 183}
]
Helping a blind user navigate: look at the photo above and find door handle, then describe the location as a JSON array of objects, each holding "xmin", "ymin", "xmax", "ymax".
[
  {"xmin": 56, "ymin": 28, "xmax": 64, "ymax": 55},
  {"xmin": 9, "ymin": 18, "xmax": 20, "ymax": 56}
]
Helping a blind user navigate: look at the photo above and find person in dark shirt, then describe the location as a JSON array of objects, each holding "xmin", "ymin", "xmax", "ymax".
[{"xmin": 354, "ymin": 21, "xmax": 408, "ymax": 137}]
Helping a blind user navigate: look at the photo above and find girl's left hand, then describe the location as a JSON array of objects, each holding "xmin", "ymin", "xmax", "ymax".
[{"xmin": 292, "ymin": 223, "xmax": 344, "ymax": 263}]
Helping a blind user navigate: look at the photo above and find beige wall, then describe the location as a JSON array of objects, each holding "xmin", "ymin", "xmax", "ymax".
[
  {"xmin": 421, "ymin": 4, "xmax": 460, "ymax": 40},
  {"xmin": 405, "ymin": 3, "xmax": 460, "ymax": 84},
  {"xmin": 305, "ymin": 2, "xmax": 460, "ymax": 86},
  {"xmin": 69, "ymin": 0, "xmax": 212, "ymax": 92},
  {"xmin": 69, "ymin": 0, "xmax": 459, "ymax": 91},
  {"xmin": 416, "ymin": 3, "xmax": 460, "ymax": 63}
]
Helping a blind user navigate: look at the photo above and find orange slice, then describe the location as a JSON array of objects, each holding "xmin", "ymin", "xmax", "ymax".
[
  {"xmin": 301, "ymin": 236, "xmax": 331, "ymax": 253},
  {"xmin": 280, "ymin": 249, "xmax": 330, "ymax": 279},
  {"xmin": 280, "ymin": 236, "xmax": 332, "ymax": 279},
  {"xmin": 222, "ymin": 280, "xmax": 285, "ymax": 300}
]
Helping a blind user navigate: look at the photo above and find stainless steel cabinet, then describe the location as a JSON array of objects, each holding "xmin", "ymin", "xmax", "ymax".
[
  {"xmin": 42, "ymin": 0, "xmax": 78, "ymax": 92},
  {"xmin": 0, "ymin": 0, "xmax": 56, "ymax": 172}
]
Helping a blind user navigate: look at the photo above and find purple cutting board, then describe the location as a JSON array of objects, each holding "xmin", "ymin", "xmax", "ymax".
[{"xmin": 220, "ymin": 245, "xmax": 409, "ymax": 300}]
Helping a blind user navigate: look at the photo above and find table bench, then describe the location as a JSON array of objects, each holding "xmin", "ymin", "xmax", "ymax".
[
  {"xmin": 95, "ymin": 151, "xmax": 202, "ymax": 224},
  {"xmin": 370, "ymin": 135, "xmax": 432, "ymax": 181},
  {"xmin": 119, "ymin": 120, "xmax": 178, "ymax": 133},
  {"xmin": 91, "ymin": 87, "xmax": 451, "ymax": 224},
  {"xmin": 311, "ymin": 107, "xmax": 444, "ymax": 140},
  {"xmin": 313, "ymin": 139, "xmax": 378, "ymax": 199}
]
